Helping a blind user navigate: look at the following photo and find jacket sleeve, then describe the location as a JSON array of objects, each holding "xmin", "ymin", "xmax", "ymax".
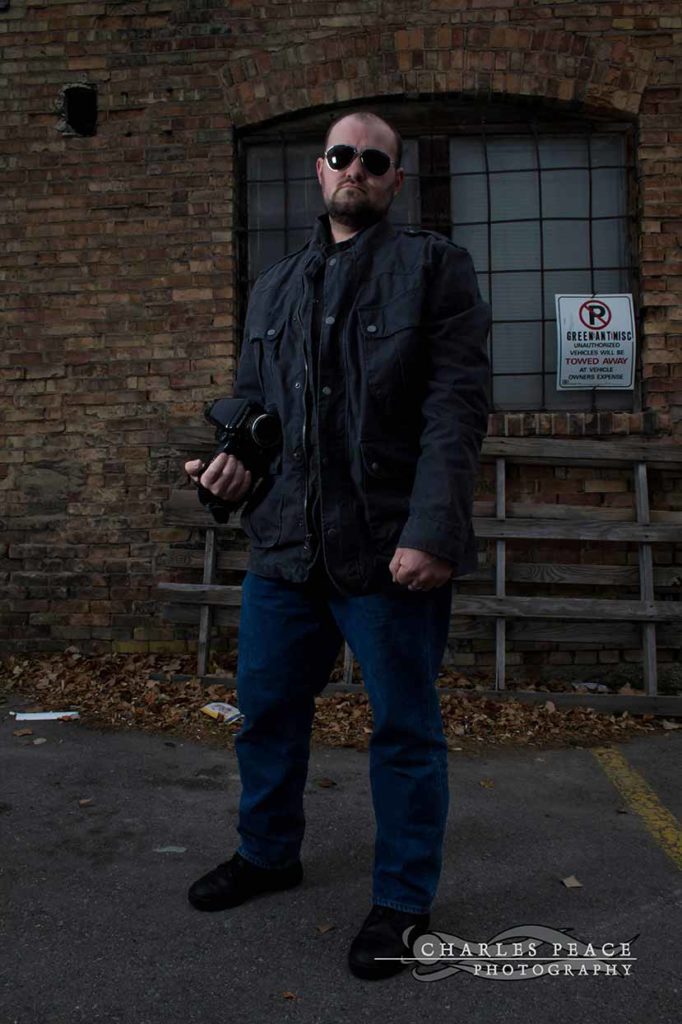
[
  {"xmin": 198, "ymin": 314, "xmax": 266, "ymax": 523},
  {"xmin": 397, "ymin": 240, "xmax": 491, "ymax": 568}
]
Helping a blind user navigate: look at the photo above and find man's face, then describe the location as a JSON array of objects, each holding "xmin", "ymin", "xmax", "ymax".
[{"xmin": 316, "ymin": 116, "xmax": 405, "ymax": 231}]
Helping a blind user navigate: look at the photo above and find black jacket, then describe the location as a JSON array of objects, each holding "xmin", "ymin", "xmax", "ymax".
[{"xmin": 205, "ymin": 212, "xmax": 492, "ymax": 596}]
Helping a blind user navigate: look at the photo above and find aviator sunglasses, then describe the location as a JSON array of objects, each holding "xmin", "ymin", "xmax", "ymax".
[{"xmin": 323, "ymin": 144, "xmax": 397, "ymax": 177}]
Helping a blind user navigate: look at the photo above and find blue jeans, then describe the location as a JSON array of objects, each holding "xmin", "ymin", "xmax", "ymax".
[{"xmin": 234, "ymin": 563, "xmax": 453, "ymax": 914}]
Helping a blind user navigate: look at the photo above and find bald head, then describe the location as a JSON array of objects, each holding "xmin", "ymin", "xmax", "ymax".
[{"xmin": 323, "ymin": 111, "xmax": 403, "ymax": 167}]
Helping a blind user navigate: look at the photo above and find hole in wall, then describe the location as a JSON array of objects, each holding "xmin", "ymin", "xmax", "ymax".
[{"xmin": 56, "ymin": 83, "xmax": 98, "ymax": 136}]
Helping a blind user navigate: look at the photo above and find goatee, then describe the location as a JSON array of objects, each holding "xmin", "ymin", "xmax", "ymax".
[{"xmin": 325, "ymin": 194, "xmax": 385, "ymax": 231}]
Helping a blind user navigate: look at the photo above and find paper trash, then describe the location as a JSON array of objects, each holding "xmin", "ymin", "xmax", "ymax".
[
  {"xmin": 199, "ymin": 702, "xmax": 243, "ymax": 724},
  {"xmin": 10, "ymin": 711, "xmax": 80, "ymax": 721}
]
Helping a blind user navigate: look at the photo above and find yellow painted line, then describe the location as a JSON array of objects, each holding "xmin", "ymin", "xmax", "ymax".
[{"xmin": 591, "ymin": 745, "xmax": 682, "ymax": 871}]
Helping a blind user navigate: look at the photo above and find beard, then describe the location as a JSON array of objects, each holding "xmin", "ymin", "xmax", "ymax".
[{"xmin": 325, "ymin": 187, "xmax": 388, "ymax": 230}]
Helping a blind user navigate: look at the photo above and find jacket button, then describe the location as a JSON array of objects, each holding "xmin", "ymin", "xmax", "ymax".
[
  {"xmin": 371, "ymin": 461, "xmax": 380, "ymax": 472},
  {"xmin": 328, "ymin": 257, "xmax": 337, "ymax": 267},
  {"xmin": 327, "ymin": 527, "xmax": 337, "ymax": 538},
  {"xmin": 325, "ymin": 315, "xmax": 335, "ymax": 326},
  {"xmin": 321, "ymin": 386, "xmax": 332, "ymax": 396},
  {"xmin": 293, "ymin": 451, "xmax": 301, "ymax": 460},
  {"xmin": 366, "ymin": 324, "xmax": 377, "ymax": 333},
  {"xmin": 266, "ymin": 328, "xmax": 276, "ymax": 336},
  {"xmin": 321, "ymin": 456, "xmax": 328, "ymax": 467},
  {"xmin": 294, "ymin": 382, "xmax": 301, "ymax": 388}
]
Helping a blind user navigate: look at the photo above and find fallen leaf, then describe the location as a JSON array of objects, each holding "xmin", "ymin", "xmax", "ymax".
[
  {"xmin": 317, "ymin": 778, "xmax": 337, "ymax": 788},
  {"xmin": 282, "ymin": 992, "xmax": 298, "ymax": 1000},
  {"xmin": 545, "ymin": 701, "xmax": 556, "ymax": 713},
  {"xmin": 12, "ymin": 728, "xmax": 33, "ymax": 737},
  {"xmin": 316, "ymin": 922, "xmax": 335, "ymax": 934},
  {"xmin": 78, "ymin": 798, "xmax": 94, "ymax": 807},
  {"xmin": 32, "ymin": 738, "xmax": 47, "ymax": 746},
  {"xmin": 661, "ymin": 720, "xmax": 681, "ymax": 730},
  {"xmin": 479, "ymin": 778, "xmax": 495, "ymax": 788},
  {"xmin": 561, "ymin": 874, "xmax": 583, "ymax": 888}
]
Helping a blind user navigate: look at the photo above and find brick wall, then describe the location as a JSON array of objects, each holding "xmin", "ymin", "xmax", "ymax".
[{"xmin": 0, "ymin": 1, "xmax": 680, "ymax": 668}]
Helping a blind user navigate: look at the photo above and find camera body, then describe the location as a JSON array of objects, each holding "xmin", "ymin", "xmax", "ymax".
[{"xmin": 196, "ymin": 397, "xmax": 282, "ymax": 521}]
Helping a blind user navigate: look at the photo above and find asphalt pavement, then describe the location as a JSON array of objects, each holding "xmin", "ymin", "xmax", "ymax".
[{"xmin": 1, "ymin": 694, "xmax": 680, "ymax": 1024}]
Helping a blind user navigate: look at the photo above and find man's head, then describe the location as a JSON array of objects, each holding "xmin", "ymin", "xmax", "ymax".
[{"xmin": 316, "ymin": 112, "xmax": 404, "ymax": 234}]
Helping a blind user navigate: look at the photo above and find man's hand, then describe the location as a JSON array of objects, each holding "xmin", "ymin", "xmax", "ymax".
[
  {"xmin": 389, "ymin": 547, "xmax": 455, "ymax": 591},
  {"xmin": 184, "ymin": 454, "xmax": 252, "ymax": 504}
]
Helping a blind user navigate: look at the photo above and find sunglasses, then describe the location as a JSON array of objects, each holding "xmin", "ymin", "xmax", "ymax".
[{"xmin": 323, "ymin": 144, "xmax": 397, "ymax": 177}]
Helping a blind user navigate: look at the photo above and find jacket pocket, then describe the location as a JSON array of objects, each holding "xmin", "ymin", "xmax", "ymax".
[
  {"xmin": 359, "ymin": 439, "xmax": 417, "ymax": 547},
  {"xmin": 240, "ymin": 488, "xmax": 284, "ymax": 548},
  {"xmin": 360, "ymin": 438, "xmax": 420, "ymax": 484},
  {"xmin": 357, "ymin": 293, "xmax": 422, "ymax": 411},
  {"xmin": 246, "ymin": 318, "xmax": 286, "ymax": 400}
]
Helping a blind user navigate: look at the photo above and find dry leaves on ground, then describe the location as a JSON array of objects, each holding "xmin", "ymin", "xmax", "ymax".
[{"xmin": 0, "ymin": 650, "xmax": 672, "ymax": 753}]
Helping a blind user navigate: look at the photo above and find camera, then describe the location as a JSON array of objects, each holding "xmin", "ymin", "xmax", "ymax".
[{"xmin": 195, "ymin": 397, "xmax": 282, "ymax": 521}]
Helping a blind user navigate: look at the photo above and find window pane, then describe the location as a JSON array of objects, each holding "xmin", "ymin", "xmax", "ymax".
[
  {"xmin": 288, "ymin": 178, "xmax": 321, "ymax": 229},
  {"xmin": 247, "ymin": 145, "xmax": 283, "ymax": 182},
  {"xmin": 539, "ymin": 135, "xmax": 588, "ymax": 169},
  {"xmin": 543, "ymin": 220, "xmax": 590, "ymax": 269},
  {"xmin": 490, "ymin": 171, "xmax": 539, "ymax": 221},
  {"xmin": 390, "ymin": 138, "xmax": 420, "ymax": 227},
  {"xmin": 493, "ymin": 374, "xmax": 543, "ymax": 409},
  {"xmin": 247, "ymin": 182, "xmax": 284, "ymax": 230},
  {"xmin": 592, "ymin": 166, "xmax": 627, "ymax": 217},
  {"xmin": 593, "ymin": 268, "xmax": 629, "ymax": 292},
  {"xmin": 487, "ymin": 137, "xmax": 536, "ymax": 172},
  {"xmin": 451, "ymin": 174, "xmax": 488, "ymax": 225},
  {"xmin": 492, "ymin": 272, "xmax": 541, "ymax": 320},
  {"xmin": 592, "ymin": 218, "xmax": 628, "ymax": 268},
  {"xmin": 248, "ymin": 230, "xmax": 287, "ymax": 280},
  {"xmin": 491, "ymin": 221, "xmax": 541, "ymax": 271},
  {"xmin": 590, "ymin": 134, "xmax": 625, "ymax": 167},
  {"xmin": 451, "ymin": 224, "xmax": 488, "ymax": 272},
  {"xmin": 450, "ymin": 137, "xmax": 486, "ymax": 174},
  {"xmin": 542, "ymin": 169, "xmax": 589, "ymax": 218},
  {"xmin": 492, "ymin": 322, "xmax": 542, "ymax": 374},
  {"xmin": 285, "ymin": 142, "xmax": 319, "ymax": 180}
]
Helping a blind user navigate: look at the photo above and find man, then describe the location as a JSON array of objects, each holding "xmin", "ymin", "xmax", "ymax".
[{"xmin": 184, "ymin": 111, "xmax": 491, "ymax": 980}]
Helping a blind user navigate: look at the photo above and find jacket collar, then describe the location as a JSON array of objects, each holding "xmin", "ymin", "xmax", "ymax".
[{"xmin": 309, "ymin": 212, "xmax": 397, "ymax": 258}]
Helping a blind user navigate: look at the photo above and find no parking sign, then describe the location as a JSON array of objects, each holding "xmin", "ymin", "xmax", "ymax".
[{"xmin": 555, "ymin": 294, "xmax": 636, "ymax": 390}]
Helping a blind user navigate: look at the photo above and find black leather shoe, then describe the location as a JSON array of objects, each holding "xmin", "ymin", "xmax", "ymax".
[
  {"xmin": 187, "ymin": 852, "xmax": 303, "ymax": 912},
  {"xmin": 348, "ymin": 904, "xmax": 430, "ymax": 980}
]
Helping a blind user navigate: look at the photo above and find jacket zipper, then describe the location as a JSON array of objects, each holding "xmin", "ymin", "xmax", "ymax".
[
  {"xmin": 298, "ymin": 297, "xmax": 314, "ymax": 552},
  {"xmin": 300, "ymin": 261, "xmax": 347, "ymax": 594},
  {"xmin": 301, "ymin": 333, "xmax": 312, "ymax": 550}
]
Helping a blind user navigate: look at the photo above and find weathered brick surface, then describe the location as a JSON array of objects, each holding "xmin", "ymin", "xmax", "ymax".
[{"xmin": 0, "ymin": 1, "xmax": 680, "ymax": 677}]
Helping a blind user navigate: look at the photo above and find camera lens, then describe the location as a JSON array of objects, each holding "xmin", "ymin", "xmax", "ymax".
[{"xmin": 250, "ymin": 412, "xmax": 281, "ymax": 449}]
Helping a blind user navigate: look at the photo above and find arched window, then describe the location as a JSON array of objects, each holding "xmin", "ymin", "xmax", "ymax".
[{"xmin": 237, "ymin": 99, "xmax": 636, "ymax": 413}]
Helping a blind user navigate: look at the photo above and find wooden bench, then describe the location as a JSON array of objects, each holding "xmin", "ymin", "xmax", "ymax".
[{"xmin": 157, "ymin": 431, "xmax": 682, "ymax": 715}]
